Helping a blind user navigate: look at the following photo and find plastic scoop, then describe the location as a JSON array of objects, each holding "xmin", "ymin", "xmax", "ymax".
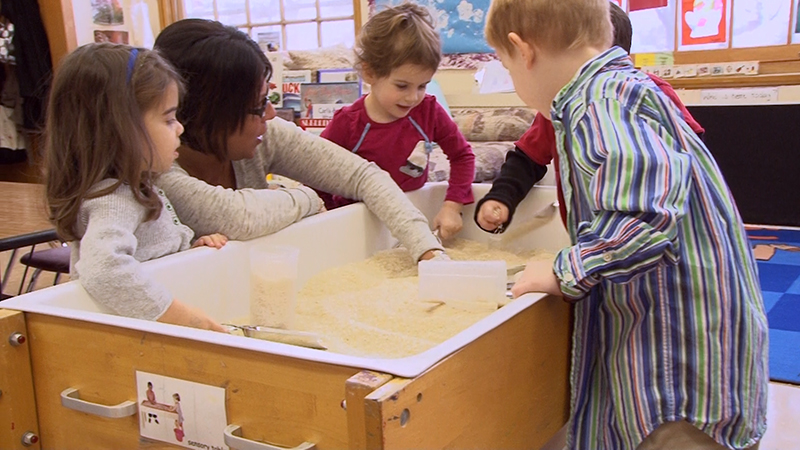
[
  {"xmin": 223, "ymin": 324, "xmax": 327, "ymax": 350},
  {"xmin": 418, "ymin": 260, "xmax": 507, "ymax": 310}
]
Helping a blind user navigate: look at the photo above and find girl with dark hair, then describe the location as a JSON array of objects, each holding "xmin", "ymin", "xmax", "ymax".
[
  {"xmin": 44, "ymin": 43, "xmax": 227, "ymax": 331},
  {"xmin": 154, "ymin": 19, "xmax": 446, "ymax": 263}
]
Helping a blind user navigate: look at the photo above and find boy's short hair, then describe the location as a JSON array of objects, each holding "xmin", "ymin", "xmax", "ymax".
[
  {"xmin": 485, "ymin": 0, "xmax": 612, "ymax": 55},
  {"xmin": 609, "ymin": 2, "xmax": 633, "ymax": 54}
]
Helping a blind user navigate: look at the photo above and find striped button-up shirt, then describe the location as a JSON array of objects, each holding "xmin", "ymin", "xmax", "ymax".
[{"xmin": 550, "ymin": 47, "xmax": 768, "ymax": 449}]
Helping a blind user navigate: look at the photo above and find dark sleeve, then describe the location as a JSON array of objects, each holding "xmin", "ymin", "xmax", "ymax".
[{"xmin": 473, "ymin": 148, "xmax": 547, "ymax": 232}]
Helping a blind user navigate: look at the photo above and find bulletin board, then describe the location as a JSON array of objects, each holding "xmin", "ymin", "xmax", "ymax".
[
  {"xmin": 370, "ymin": 0, "xmax": 492, "ymax": 54},
  {"xmin": 629, "ymin": 0, "xmax": 800, "ymax": 89}
]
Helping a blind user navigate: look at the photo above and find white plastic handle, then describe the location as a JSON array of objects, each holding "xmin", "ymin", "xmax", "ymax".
[
  {"xmin": 223, "ymin": 424, "xmax": 316, "ymax": 450},
  {"xmin": 60, "ymin": 387, "xmax": 137, "ymax": 418}
]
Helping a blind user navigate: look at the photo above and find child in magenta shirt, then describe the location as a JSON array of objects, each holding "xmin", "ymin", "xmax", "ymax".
[{"xmin": 319, "ymin": 3, "xmax": 475, "ymax": 240}]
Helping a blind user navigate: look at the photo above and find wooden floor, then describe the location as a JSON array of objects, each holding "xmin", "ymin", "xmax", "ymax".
[{"xmin": 0, "ymin": 132, "xmax": 43, "ymax": 184}]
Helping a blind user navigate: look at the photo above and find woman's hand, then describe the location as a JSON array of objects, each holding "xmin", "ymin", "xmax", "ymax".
[
  {"xmin": 433, "ymin": 201, "xmax": 464, "ymax": 240},
  {"xmin": 317, "ymin": 197, "xmax": 327, "ymax": 214},
  {"xmin": 192, "ymin": 233, "xmax": 228, "ymax": 249},
  {"xmin": 418, "ymin": 249, "xmax": 451, "ymax": 261},
  {"xmin": 476, "ymin": 200, "xmax": 509, "ymax": 232},
  {"xmin": 510, "ymin": 259, "xmax": 562, "ymax": 298},
  {"xmin": 157, "ymin": 299, "xmax": 227, "ymax": 332}
]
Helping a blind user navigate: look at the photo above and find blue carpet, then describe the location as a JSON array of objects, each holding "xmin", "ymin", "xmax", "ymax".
[{"xmin": 747, "ymin": 226, "xmax": 800, "ymax": 385}]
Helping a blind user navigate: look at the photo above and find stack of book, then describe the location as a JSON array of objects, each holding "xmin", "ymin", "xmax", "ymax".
[{"xmin": 277, "ymin": 68, "xmax": 364, "ymax": 135}]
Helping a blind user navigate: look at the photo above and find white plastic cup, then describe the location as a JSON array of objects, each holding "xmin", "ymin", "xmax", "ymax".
[{"xmin": 249, "ymin": 244, "xmax": 300, "ymax": 329}]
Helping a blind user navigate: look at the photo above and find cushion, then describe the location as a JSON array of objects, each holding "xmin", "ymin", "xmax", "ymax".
[
  {"xmin": 452, "ymin": 107, "xmax": 535, "ymax": 142},
  {"xmin": 427, "ymin": 141, "xmax": 515, "ymax": 184},
  {"xmin": 283, "ymin": 44, "xmax": 355, "ymax": 72}
]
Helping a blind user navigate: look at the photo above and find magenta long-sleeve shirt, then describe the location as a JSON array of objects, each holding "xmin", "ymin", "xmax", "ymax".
[{"xmin": 319, "ymin": 95, "xmax": 475, "ymax": 207}]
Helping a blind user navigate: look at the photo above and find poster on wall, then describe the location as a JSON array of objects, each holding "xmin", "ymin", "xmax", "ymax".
[
  {"xmin": 794, "ymin": 0, "xmax": 800, "ymax": 43},
  {"xmin": 372, "ymin": 0, "xmax": 492, "ymax": 54},
  {"xmin": 629, "ymin": 0, "xmax": 676, "ymax": 53},
  {"xmin": 629, "ymin": 0, "xmax": 668, "ymax": 12},
  {"xmin": 76, "ymin": 0, "xmax": 160, "ymax": 48},
  {"xmin": 94, "ymin": 30, "xmax": 129, "ymax": 44},
  {"xmin": 678, "ymin": 0, "xmax": 730, "ymax": 50},
  {"xmin": 731, "ymin": 0, "xmax": 790, "ymax": 48},
  {"xmin": 92, "ymin": 0, "xmax": 124, "ymax": 25},
  {"xmin": 609, "ymin": 0, "xmax": 628, "ymax": 11}
]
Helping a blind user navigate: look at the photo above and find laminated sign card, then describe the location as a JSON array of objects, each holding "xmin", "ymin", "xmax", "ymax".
[{"xmin": 136, "ymin": 371, "xmax": 228, "ymax": 449}]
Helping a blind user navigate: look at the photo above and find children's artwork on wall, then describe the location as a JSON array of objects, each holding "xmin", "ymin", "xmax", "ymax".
[
  {"xmin": 75, "ymin": 0, "xmax": 160, "ymax": 47},
  {"xmin": 94, "ymin": 29, "xmax": 128, "ymax": 44},
  {"xmin": 609, "ymin": 0, "xmax": 628, "ymax": 11},
  {"xmin": 92, "ymin": 0, "xmax": 124, "ymax": 25},
  {"xmin": 370, "ymin": 0, "xmax": 492, "ymax": 54},
  {"xmin": 731, "ymin": 0, "xmax": 790, "ymax": 48},
  {"xmin": 629, "ymin": 0, "xmax": 676, "ymax": 53},
  {"xmin": 679, "ymin": 0, "xmax": 730, "ymax": 50},
  {"xmin": 629, "ymin": 0, "xmax": 667, "ymax": 11}
]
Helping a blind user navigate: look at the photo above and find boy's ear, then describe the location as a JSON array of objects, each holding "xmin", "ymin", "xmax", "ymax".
[{"xmin": 508, "ymin": 32, "xmax": 535, "ymax": 69}]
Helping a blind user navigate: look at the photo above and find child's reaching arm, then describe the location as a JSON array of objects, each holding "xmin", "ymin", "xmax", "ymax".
[
  {"xmin": 432, "ymin": 200, "xmax": 463, "ymax": 240},
  {"xmin": 475, "ymin": 149, "xmax": 548, "ymax": 232},
  {"xmin": 546, "ymin": 99, "xmax": 690, "ymax": 300},
  {"xmin": 73, "ymin": 189, "xmax": 224, "ymax": 331},
  {"xmin": 475, "ymin": 114, "xmax": 552, "ymax": 232},
  {"xmin": 432, "ymin": 101, "xmax": 474, "ymax": 239},
  {"xmin": 157, "ymin": 299, "xmax": 226, "ymax": 331}
]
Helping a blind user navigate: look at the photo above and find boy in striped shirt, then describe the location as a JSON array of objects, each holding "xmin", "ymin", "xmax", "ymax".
[{"xmin": 485, "ymin": 0, "xmax": 768, "ymax": 448}]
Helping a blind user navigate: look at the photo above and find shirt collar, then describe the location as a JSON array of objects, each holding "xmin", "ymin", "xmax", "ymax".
[{"xmin": 551, "ymin": 46, "xmax": 632, "ymax": 118}]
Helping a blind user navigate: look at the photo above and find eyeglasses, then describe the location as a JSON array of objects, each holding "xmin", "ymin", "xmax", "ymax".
[{"xmin": 248, "ymin": 96, "xmax": 269, "ymax": 118}]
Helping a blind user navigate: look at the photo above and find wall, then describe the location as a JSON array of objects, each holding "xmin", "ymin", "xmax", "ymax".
[
  {"xmin": 433, "ymin": 66, "xmax": 800, "ymax": 109},
  {"xmin": 688, "ymin": 104, "xmax": 800, "ymax": 227},
  {"xmin": 434, "ymin": 70, "xmax": 524, "ymax": 108}
]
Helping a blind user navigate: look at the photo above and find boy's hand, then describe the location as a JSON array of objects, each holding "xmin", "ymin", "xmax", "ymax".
[
  {"xmin": 510, "ymin": 260, "xmax": 562, "ymax": 298},
  {"xmin": 192, "ymin": 233, "xmax": 228, "ymax": 249},
  {"xmin": 157, "ymin": 299, "xmax": 227, "ymax": 332},
  {"xmin": 433, "ymin": 201, "xmax": 463, "ymax": 240},
  {"xmin": 477, "ymin": 200, "xmax": 509, "ymax": 232}
]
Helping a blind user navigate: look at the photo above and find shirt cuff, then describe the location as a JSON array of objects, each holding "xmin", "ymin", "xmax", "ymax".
[{"xmin": 553, "ymin": 245, "xmax": 598, "ymax": 300}]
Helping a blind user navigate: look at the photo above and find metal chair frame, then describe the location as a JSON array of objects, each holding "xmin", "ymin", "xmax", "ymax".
[{"xmin": 0, "ymin": 229, "xmax": 63, "ymax": 300}]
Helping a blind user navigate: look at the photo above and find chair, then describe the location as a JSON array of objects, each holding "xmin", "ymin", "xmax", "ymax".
[
  {"xmin": 0, "ymin": 229, "xmax": 67, "ymax": 299},
  {"xmin": 19, "ymin": 243, "xmax": 71, "ymax": 293}
]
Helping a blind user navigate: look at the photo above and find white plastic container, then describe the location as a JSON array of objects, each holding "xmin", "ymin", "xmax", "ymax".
[{"xmin": 418, "ymin": 260, "xmax": 506, "ymax": 307}]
